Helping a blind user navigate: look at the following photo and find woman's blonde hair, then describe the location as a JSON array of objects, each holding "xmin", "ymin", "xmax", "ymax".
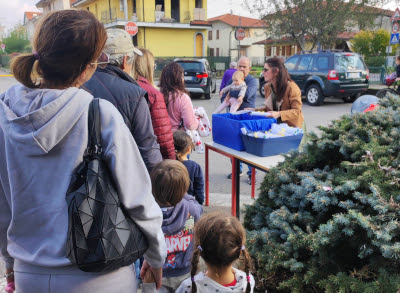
[{"xmin": 132, "ymin": 48, "xmax": 156, "ymax": 87}]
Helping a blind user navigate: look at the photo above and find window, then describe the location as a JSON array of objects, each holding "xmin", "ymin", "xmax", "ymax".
[
  {"xmin": 209, "ymin": 48, "xmax": 214, "ymax": 56},
  {"xmin": 155, "ymin": 0, "xmax": 164, "ymax": 11},
  {"xmin": 317, "ymin": 57, "xmax": 329, "ymax": 70},
  {"xmin": 267, "ymin": 47, "xmax": 272, "ymax": 56},
  {"xmin": 335, "ymin": 55, "xmax": 366, "ymax": 71},
  {"xmin": 284, "ymin": 56, "xmax": 299, "ymax": 71},
  {"xmin": 132, "ymin": 0, "xmax": 136, "ymax": 13},
  {"xmin": 216, "ymin": 48, "xmax": 219, "ymax": 56},
  {"xmin": 216, "ymin": 30, "xmax": 219, "ymax": 40},
  {"xmin": 298, "ymin": 56, "xmax": 313, "ymax": 71},
  {"xmin": 208, "ymin": 31, "xmax": 212, "ymax": 40},
  {"xmin": 195, "ymin": 0, "xmax": 202, "ymax": 8}
]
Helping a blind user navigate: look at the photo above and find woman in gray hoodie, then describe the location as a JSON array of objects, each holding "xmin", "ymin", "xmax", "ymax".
[{"xmin": 0, "ymin": 9, "xmax": 166, "ymax": 293}]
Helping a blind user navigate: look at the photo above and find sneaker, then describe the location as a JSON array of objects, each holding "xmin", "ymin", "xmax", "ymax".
[
  {"xmin": 247, "ymin": 175, "xmax": 256, "ymax": 185},
  {"xmin": 227, "ymin": 172, "xmax": 243, "ymax": 179}
]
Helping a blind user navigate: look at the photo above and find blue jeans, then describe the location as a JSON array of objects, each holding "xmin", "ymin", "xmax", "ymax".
[{"xmin": 239, "ymin": 162, "xmax": 254, "ymax": 175}]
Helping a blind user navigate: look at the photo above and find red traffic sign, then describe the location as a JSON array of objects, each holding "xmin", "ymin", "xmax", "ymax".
[
  {"xmin": 235, "ymin": 28, "xmax": 245, "ymax": 41},
  {"xmin": 0, "ymin": 44, "xmax": 5, "ymax": 49},
  {"xmin": 393, "ymin": 22, "xmax": 399, "ymax": 33},
  {"xmin": 391, "ymin": 8, "xmax": 400, "ymax": 21},
  {"xmin": 125, "ymin": 22, "xmax": 138, "ymax": 36}
]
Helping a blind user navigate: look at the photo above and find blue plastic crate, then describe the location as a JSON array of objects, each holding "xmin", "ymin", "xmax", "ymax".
[
  {"xmin": 241, "ymin": 133, "xmax": 303, "ymax": 157},
  {"xmin": 212, "ymin": 113, "xmax": 276, "ymax": 151}
]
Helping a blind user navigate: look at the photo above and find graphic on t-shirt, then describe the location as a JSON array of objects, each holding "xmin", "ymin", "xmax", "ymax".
[{"xmin": 163, "ymin": 215, "xmax": 194, "ymax": 270}]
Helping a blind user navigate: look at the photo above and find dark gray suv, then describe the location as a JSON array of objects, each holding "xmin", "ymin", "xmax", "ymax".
[
  {"xmin": 259, "ymin": 51, "xmax": 369, "ymax": 106},
  {"xmin": 175, "ymin": 58, "xmax": 217, "ymax": 99}
]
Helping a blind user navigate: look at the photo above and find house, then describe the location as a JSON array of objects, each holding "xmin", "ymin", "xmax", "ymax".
[
  {"xmin": 36, "ymin": 0, "xmax": 74, "ymax": 13},
  {"xmin": 256, "ymin": 5, "xmax": 394, "ymax": 59},
  {"xmin": 207, "ymin": 13, "xmax": 267, "ymax": 65},
  {"xmin": 23, "ymin": 11, "xmax": 42, "ymax": 40},
  {"xmin": 71, "ymin": 0, "xmax": 212, "ymax": 57}
]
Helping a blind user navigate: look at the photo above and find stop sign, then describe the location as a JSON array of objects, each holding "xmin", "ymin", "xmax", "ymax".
[
  {"xmin": 235, "ymin": 28, "xmax": 245, "ymax": 41},
  {"xmin": 125, "ymin": 22, "xmax": 138, "ymax": 36}
]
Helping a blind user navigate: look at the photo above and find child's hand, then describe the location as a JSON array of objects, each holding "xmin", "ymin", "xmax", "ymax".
[
  {"xmin": 143, "ymin": 268, "xmax": 156, "ymax": 283},
  {"xmin": 219, "ymin": 91, "xmax": 223, "ymax": 97}
]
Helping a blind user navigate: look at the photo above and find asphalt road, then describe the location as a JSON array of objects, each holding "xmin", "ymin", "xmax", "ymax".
[{"xmin": 0, "ymin": 69, "xmax": 353, "ymax": 286}]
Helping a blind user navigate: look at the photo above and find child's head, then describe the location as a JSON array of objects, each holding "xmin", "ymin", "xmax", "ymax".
[
  {"xmin": 150, "ymin": 159, "xmax": 190, "ymax": 207},
  {"xmin": 173, "ymin": 130, "xmax": 195, "ymax": 161},
  {"xmin": 232, "ymin": 70, "xmax": 245, "ymax": 86},
  {"xmin": 396, "ymin": 56, "xmax": 400, "ymax": 65},
  {"xmin": 190, "ymin": 212, "xmax": 252, "ymax": 293}
]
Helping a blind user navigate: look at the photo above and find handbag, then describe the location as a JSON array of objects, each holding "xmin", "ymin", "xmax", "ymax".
[{"xmin": 65, "ymin": 98, "xmax": 148, "ymax": 273}]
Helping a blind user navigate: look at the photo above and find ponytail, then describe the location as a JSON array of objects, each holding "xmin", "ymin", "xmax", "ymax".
[
  {"xmin": 190, "ymin": 247, "xmax": 201, "ymax": 293},
  {"xmin": 10, "ymin": 53, "xmax": 40, "ymax": 89},
  {"xmin": 241, "ymin": 248, "xmax": 252, "ymax": 293}
]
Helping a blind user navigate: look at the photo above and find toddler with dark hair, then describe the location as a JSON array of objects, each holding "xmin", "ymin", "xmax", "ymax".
[
  {"xmin": 143, "ymin": 160, "xmax": 203, "ymax": 293},
  {"xmin": 173, "ymin": 130, "xmax": 204, "ymax": 205}
]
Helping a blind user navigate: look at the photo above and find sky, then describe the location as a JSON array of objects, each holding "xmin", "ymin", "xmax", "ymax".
[{"xmin": 0, "ymin": 0, "xmax": 398, "ymax": 33}]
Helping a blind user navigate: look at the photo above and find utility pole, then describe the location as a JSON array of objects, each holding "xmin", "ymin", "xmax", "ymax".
[{"xmin": 238, "ymin": 15, "xmax": 241, "ymax": 58}]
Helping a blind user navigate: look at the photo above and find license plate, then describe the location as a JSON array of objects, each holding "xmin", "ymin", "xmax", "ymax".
[
  {"xmin": 184, "ymin": 76, "xmax": 194, "ymax": 81},
  {"xmin": 347, "ymin": 72, "xmax": 360, "ymax": 78}
]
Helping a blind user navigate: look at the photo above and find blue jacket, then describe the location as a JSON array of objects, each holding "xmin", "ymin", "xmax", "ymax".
[
  {"xmin": 221, "ymin": 74, "xmax": 257, "ymax": 110},
  {"xmin": 220, "ymin": 68, "xmax": 237, "ymax": 90},
  {"xmin": 84, "ymin": 65, "xmax": 162, "ymax": 172},
  {"xmin": 161, "ymin": 194, "xmax": 203, "ymax": 277},
  {"xmin": 182, "ymin": 160, "xmax": 204, "ymax": 205}
]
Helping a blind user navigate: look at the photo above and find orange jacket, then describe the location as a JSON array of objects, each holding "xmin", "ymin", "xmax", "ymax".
[{"xmin": 256, "ymin": 81, "xmax": 304, "ymax": 128}]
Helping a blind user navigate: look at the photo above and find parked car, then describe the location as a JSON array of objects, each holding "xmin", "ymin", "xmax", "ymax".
[
  {"xmin": 259, "ymin": 50, "xmax": 369, "ymax": 106},
  {"xmin": 174, "ymin": 58, "xmax": 217, "ymax": 99}
]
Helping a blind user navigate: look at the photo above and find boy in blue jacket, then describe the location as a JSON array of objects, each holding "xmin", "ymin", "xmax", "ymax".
[{"xmin": 149, "ymin": 159, "xmax": 203, "ymax": 292}]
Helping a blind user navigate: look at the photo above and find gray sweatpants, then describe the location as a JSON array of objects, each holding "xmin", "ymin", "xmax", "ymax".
[{"xmin": 14, "ymin": 261, "xmax": 137, "ymax": 293}]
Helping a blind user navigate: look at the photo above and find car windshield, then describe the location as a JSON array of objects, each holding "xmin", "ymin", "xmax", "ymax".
[
  {"xmin": 177, "ymin": 62, "xmax": 204, "ymax": 72},
  {"xmin": 335, "ymin": 55, "xmax": 365, "ymax": 71}
]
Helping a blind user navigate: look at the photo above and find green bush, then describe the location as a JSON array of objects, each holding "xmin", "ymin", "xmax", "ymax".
[{"xmin": 244, "ymin": 92, "xmax": 400, "ymax": 292}]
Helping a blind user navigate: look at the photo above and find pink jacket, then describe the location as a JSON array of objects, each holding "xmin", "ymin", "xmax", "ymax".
[{"xmin": 166, "ymin": 92, "xmax": 199, "ymax": 132}]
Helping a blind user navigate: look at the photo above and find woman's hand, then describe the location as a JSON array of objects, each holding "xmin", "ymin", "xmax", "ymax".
[
  {"xmin": 244, "ymin": 107, "xmax": 255, "ymax": 111},
  {"xmin": 268, "ymin": 111, "xmax": 281, "ymax": 119}
]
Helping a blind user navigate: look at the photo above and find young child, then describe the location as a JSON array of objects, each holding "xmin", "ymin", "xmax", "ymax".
[
  {"xmin": 177, "ymin": 212, "xmax": 255, "ymax": 293},
  {"xmin": 214, "ymin": 71, "xmax": 247, "ymax": 114},
  {"xmin": 150, "ymin": 160, "xmax": 203, "ymax": 292},
  {"xmin": 173, "ymin": 131, "xmax": 204, "ymax": 205}
]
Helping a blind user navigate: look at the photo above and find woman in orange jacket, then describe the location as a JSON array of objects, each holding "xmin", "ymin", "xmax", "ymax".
[{"xmin": 254, "ymin": 57, "xmax": 304, "ymax": 128}]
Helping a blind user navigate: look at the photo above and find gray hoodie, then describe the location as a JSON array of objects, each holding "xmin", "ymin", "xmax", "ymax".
[{"xmin": 0, "ymin": 84, "xmax": 166, "ymax": 271}]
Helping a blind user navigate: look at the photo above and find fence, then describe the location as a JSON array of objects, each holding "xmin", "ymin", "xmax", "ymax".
[
  {"xmin": 0, "ymin": 55, "xmax": 10, "ymax": 67},
  {"xmin": 368, "ymin": 66, "xmax": 386, "ymax": 84},
  {"xmin": 153, "ymin": 56, "xmax": 231, "ymax": 78}
]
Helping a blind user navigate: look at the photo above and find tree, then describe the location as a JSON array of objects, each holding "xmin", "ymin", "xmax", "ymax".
[
  {"xmin": 245, "ymin": 0, "xmax": 389, "ymax": 51},
  {"xmin": 3, "ymin": 24, "xmax": 30, "ymax": 54},
  {"xmin": 244, "ymin": 92, "xmax": 400, "ymax": 292}
]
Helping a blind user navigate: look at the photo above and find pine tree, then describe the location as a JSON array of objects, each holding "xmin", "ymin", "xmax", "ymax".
[{"xmin": 244, "ymin": 93, "xmax": 400, "ymax": 292}]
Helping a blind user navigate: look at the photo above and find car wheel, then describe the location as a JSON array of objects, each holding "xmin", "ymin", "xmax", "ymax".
[
  {"xmin": 205, "ymin": 83, "xmax": 211, "ymax": 99},
  {"xmin": 306, "ymin": 85, "xmax": 324, "ymax": 106},
  {"xmin": 259, "ymin": 81, "xmax": 266, "ymax": 97},
  {"xmin": 342, "ymin": 93, "xmax": 359, "ymax": 103}
]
